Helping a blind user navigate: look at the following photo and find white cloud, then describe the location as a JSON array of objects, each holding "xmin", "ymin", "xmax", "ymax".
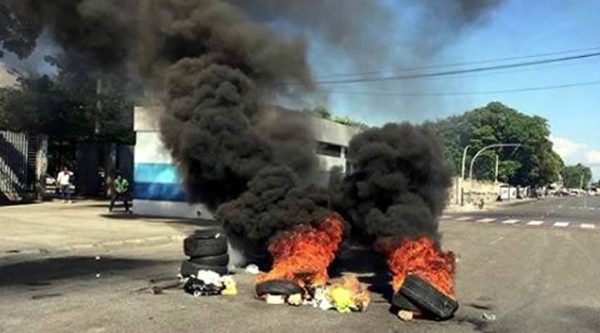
[{"xmin": 551, "ymin": 136, "xmax": 600, "ymax": 180}]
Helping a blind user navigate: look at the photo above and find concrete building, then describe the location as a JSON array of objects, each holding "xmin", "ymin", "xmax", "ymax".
[{"xmin": 132, "ymin": 106, "xmax": 361, "ymax": 219}]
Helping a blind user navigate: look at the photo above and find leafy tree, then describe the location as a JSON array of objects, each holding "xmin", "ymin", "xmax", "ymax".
[
  {"xmin": 561, "ymin": 164, "xmax": 592, "ymax": 189},
  {"xmin": 424, "ymin": 102, "xmax": 563, "ymax": 187},
  {"xmin": 304, "ymin": 106, "xmax": 369, "ymax": 130},
  {"xmin": 0, "ymin": 57, "xmax": 133, "ymax": 143}
]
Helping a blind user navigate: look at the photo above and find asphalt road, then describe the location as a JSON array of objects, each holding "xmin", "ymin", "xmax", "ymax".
[
  {"xmin": 0, "ymin": 199, "xmax": 599, "ymax": 332},
  {"xmin": 445, "ymin": 195, "xmax": 600, "ymax": 228}
]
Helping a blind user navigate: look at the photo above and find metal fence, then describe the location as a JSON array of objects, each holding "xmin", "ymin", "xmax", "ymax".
[{"xmin": 0, "ymin": 130, "xmax": 33, "ymax": 201}]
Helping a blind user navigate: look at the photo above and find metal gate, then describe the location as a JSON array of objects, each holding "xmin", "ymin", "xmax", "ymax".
[{"xmin": 0, "ymin": 130, "xmax": 30, "ymax": 201}]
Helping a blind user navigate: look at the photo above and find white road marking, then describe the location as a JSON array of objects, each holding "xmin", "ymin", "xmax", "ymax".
[
  {"xmin": 455, "ymin": 216, "xmax": 473, "ymax": 221},
  {"xmin": 553, "ymin": 222, "xmax": 570, "ymax": 228},
  {"xmin": 502, "ymin": 219, "xmax": 520, "ymax": 224},
  {"xmin": 526, "ymin": 220, "xmax": 544, "ymax": 226},
  {"xmin": 476, "ymin": 218, "xmax": 496, "ymax": 223},
  {"xmin": 580, "ymin": 224, "xmax": 596, "ymax": 230}
]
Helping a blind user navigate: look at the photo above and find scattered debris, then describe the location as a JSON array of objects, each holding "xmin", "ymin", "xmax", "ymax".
[
  {"xmin": 221, "ymin": 276, "xmax": 237, "ymax": 296},
  {"xmin": 397, "ymin": 310, "xmax": 414, "ymax": 321},
  {"xmin": 245, "ymin": 264, "xmax": 260, "ymax": 275},
  {"xmin": 481, "ymin": 312, "xmax": 496, "ymax": 321},
  {"xmin": 287, "ymin": 293, "xmax": 302, "ymax": 306},
  {"xmin": 95, "ymin": 273, "xmax": 101, "ymax": 278},
  {"xmin": 265, "ymin": 294, "xmax": 286, "ymax": 305},
  {"xmin": 152, "ymin": 286, "xmax": 164, "ymax": 295},
  {"xmin": 183, "ymin": 277, "xmax": 222, "ymax": 297}
]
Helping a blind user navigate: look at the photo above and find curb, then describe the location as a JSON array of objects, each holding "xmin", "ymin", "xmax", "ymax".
[{"xmin": 0, "ymin": 235, "xmax": 186, "ymax": 263}]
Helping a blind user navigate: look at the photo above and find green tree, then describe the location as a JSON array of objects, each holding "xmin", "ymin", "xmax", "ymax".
[
  {"xmin": 561, "ymin": 164, "xmax": 592, "ymax": 189},
  {"xmin": 424, "ymin": 102, "xmax": 563, "ymax": 187}
]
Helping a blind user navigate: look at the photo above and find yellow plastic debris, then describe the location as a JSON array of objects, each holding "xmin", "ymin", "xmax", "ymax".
[
  {"xmin": 328, "ymin": 287, "xmax": 354, "ymax": 313},
  {"xmin": 221, "ymin": 276, "xmax": 237, "ymax": 296}
]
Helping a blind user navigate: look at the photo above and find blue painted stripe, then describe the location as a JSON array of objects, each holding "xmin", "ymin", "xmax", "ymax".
[
  {"xmin": 134, "ymin": 163, "xmax": 180, "ymax": 184},
  {"xmin": 133, "ymin": 182, "xmax": 186, "ymax": 202}
]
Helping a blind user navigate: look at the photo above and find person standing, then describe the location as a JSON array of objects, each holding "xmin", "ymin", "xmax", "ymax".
[
  {"xmin": 57, "ymin": 166, "xmax": 74, "ymax": 203},
  {"xmin": 109, "ymin": 172, "xmax": 131, "ymax": 213}
]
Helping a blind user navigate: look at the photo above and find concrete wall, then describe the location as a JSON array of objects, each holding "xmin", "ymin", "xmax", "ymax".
[
  {"xmin": 448, "ymin": 176, "xmax": 504, "ymax": 207},
  {"xmin": 132, "ymin": 106, "xmax": 361, "ymax": 219}
]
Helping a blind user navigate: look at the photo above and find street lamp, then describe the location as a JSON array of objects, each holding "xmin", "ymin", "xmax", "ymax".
[
  {"xmin": 458, "ymin": 145, "xmax": 470, "ymax": 206},
  {"xmin": 469, "ymin": 143, "xmax": 521, "ymax": 185}
]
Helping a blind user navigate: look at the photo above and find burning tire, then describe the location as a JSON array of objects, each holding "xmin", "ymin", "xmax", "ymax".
[
  {"xmin": 255, "ymin": 279, "xmax": 303, "ymax": 297},
  {"xmin": 183, "ymin": 235, "xmax": 228, "ymax": 257},
  {"xmin": 180, "ymin": 260, "xmax": 228, "ymax": 277},
  {"xmin": 397, "ymin": 275, "xmax": 459, "ymax": 319},
  {"xmin": 189, "ymin": 253, "xmax": 229, "ymax": 266}
]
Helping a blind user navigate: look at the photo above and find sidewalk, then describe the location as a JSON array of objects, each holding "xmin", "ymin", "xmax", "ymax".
[{"xmin": 0, "ymin": 200, "xmax": 215, "ymax": 262}]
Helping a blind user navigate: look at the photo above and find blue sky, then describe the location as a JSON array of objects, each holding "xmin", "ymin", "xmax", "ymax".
[
  {"xmin": 303, "ymin": 0, "xmax": 600, "ymax": 179},
  {"xmin": 1, "ymin": 1, "xmax": 598, "ymax": 179}
]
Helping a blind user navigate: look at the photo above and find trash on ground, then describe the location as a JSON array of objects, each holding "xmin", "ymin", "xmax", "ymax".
[
  {"xmin": 183, "ymin": 277, "xmax": 223, "ymax": 297},
  {"xmin": 265, "ymin": 294, "xmax": 286, "ymax": 305},
  {"xmin": 221, "ymin": 276, "xmax": 237, "ymax": 296},
  {"xmin": 481, "ymin": 312, "xmax": 496, "ymax": 321},
  {"xmin": 245, "ymin": 264, "xmax": 260, "ymax": 275},
  {"xmin": 287, "ymin": 293, "xmax": 302, "ymax": 306},
  {"xmin": 152, "ymin": 286, "xmax": 164, "ymax": 295},
  {"xmin": 397, "ymin": 310, "xmax": 414, "ymax": 321},
  {"xmin": 257, "ymin": 275, "xmax": 370, "ymax": 313}
]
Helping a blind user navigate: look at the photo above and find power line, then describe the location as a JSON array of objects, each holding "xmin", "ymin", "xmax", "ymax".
[
  {"xmin": 316, "ymin": 45, "xmax": 600, "ymax": 79},
  {"xmin": 324, "ymin": 79, "xmax": 600, "ymax": 97},
  {"xmin": 296, "ymin": 51, "xmax": 600, "ymax": 85}
]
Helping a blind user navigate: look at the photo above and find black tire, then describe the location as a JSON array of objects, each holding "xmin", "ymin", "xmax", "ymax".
[
  {"xmin": 391, "ymin": 292, "xmax": 421, "ymax": 312},
  {"xmin": 255, "ymin": 279, "xmax": 303, "ymax": 296},
  {"xmin": 183, "ymin": 236, "xmax": 228, "ymax": 257},
  {"xmin": 180, "ymin": 260, "xmax": 228, "ymax": 277},
  {"xmin": 192, "ymin": 228, "xmax": 227, "ymax": 240},
  {"xmin": 399, "ymin": 275, "xmax": 459, "ymax": 319},
  {"xmin": 189, "ymin": 253, "xmax": 229, "ymax": 266}
]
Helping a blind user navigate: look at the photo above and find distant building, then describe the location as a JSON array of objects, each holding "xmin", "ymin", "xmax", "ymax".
[{"xmin": 132, "ymin": 106, "xmax": 361, "ymax": 219}]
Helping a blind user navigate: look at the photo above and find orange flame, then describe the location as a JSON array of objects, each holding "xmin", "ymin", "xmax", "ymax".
[
  {"xmin": 256, "ymin": 215, "xmax": 344, "ymax": 288},
  {"xmin": 385, "ymin": 237, "xmax": 455, "ymax": 299}
]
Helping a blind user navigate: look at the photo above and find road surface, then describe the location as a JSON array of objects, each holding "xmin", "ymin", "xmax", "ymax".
[
  {"xmin": 0, "ymin": 199, "xmax": 599, "ymax": 332},
  {"xmin": 444, "ymin": 195, "xmax": 600, "ymax": 230}
]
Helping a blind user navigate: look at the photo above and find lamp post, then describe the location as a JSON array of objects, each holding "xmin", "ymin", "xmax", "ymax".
[
  {"xmin": 469, "ymin": 143, "xmax": 522, "ymax": 187},
  {"xmin": 458, "ymin": 145, "xmax": 470, "ymax": 206}
]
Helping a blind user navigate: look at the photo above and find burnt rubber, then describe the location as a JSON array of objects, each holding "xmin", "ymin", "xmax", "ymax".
[
  {"xmin": 391, "ymin": 292, "xmax": 421, "ymax": 312},
  {"xmin": 183, "ymin": 236, "xmax": 228, "ymax": 257},
  {"xmin": 189, "ymin": 253, "xmax": 229, "ymax": 266},
  {"xmin": 180, "ymin": 260, "xmax": 228, "ymax": 277},
  {"xmin": 399, "ymin": 274, "xmax": 459, "ymax": 319},
  {"xmin": 255, "ymin": 279, "xmax": 304, "ymax": 296}
]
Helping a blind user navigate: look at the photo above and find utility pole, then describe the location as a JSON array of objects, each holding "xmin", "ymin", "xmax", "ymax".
[{"xmin": 579, "ymin": 173, "xmax": 584, "ymax": 189}]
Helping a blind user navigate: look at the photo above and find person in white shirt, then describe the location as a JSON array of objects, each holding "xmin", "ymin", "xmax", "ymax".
[{"xmin": 57, "ymin": 166, "xmax": 74, "ymax": 203}]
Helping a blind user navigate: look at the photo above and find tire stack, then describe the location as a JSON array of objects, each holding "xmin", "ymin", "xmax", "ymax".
[{"xmin": 181, "ymin": 228, "xmax": 229, "ymax": 277}]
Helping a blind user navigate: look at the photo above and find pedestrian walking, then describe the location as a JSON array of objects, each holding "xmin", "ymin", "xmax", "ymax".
[
  {"xmin": 57, "ymin": 166, "xmax": 74, "ymax": 203},
  {"xmin": 109, "ymin": 172, "xmax": 131, "ymax": 213}
]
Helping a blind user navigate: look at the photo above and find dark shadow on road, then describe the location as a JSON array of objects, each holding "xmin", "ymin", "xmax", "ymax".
[
  {"xmin": 100, "ymin": 213, "xmax": 219, "ymax": 228},
  {"xmin": 0, "ymin": 256, "xmax": 174, "ymax": 287}
]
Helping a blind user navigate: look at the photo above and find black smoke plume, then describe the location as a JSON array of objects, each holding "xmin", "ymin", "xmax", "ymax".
[{"xmin": 335, "ymin": 123, "xmax": 452, "ymax": 247}]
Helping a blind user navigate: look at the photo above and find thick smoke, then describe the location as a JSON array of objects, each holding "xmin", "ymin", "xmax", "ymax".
[
  {"xmin": 1, "ymin": 1, "xmax": 485, "ymax": 247},
  {"xmin": 335, "ymin": 123, "xmax": 452, "ymax": 247},
  {"xmin": 217, "ymin": 167, "xmax": 330, "ymax": 245},
  {"xmin": 227, "ymin": 0, "xmax": 504, "ymax": 68}
]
